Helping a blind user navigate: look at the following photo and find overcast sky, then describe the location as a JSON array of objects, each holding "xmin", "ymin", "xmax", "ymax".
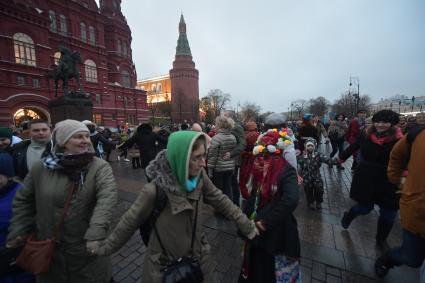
[{"xmin": 117, "ymin": 0, "xmax": 425, "ymax": 113}]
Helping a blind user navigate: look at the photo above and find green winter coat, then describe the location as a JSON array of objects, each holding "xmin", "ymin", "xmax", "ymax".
[
  {"xmin": 8, "ymin": 157, "xmax": 118, "ymax": 283},
  {"xmin": 98, "ymin": 131, "xmax": 255, "ymax": 283}
]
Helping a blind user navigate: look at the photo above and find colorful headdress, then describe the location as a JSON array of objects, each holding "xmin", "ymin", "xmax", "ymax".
[{"xmin": 253, "ymin": 128, "xmax": 293, "ymax": 156}]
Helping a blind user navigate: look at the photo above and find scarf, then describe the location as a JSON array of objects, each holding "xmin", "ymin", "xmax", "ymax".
[
  {"xmin": 252, "ymin": 155, "xmax": 287, "ymax": 207},
  {"xmin": 370, "ymin": 128, "xmax": 403, "ymax": 145},
  {"xmin": 42, "ymin": 152, "xmax": 94, "ymax": 181}
]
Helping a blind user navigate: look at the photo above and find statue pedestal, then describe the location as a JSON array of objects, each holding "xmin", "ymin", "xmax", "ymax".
[{"xmin": 48, "ymin": 95, "xmax": 93, "ymax": 126}]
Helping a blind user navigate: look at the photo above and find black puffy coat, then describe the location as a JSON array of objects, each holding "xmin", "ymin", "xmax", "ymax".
[
  {"xmin": 339, "ymin": 132, "xmax": 401, "ymax": 209},
  {"xmin": 12, "ymin": 140, "xmax": 51, "ymax": 180},
  {"xmin": 121, "ymin": 124, "xmax": 163, "ymax": 169}
]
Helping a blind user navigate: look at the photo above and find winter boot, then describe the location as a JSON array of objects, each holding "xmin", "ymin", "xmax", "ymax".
[
  {"xmin": 341, "ymin": 210, "xmax": 355, "ymax": 229},
  {"xmin": 374, "ymin": 254, "xmax": 393, "ymax": 278},
  {"xmin": 376, "ymin": 220, "xmax": 393, "ymax": 250}
]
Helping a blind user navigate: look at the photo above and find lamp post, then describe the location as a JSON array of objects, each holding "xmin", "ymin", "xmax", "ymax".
[
  {"xmin": 399, "ymin": 100, "xmax": 401, "ymax": 113},
  {"xmin": 349, "ymin": 76, "xmax": 360, "ymax": 114},
  {"xmin": 411, "ymin": 96, "xmax": 416, "ymax": 112},
  {"xmin": 290, "ymin": 103, "xmax": 293, "ymax": 121}
]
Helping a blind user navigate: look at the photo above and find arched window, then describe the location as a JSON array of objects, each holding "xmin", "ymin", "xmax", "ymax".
[
  {"xmin": 123, "ymin": 42, "xmax": 127, "ymax": 57},
  {"xmin": 13, "ymin": 33, "xmax": 36, "ymax": 66},
  {"xmin": 88, "ymin": 26, "xmax": 95, "ymax": 45},
  {"xmin": 59, "ymin": 15, "xmax": 67, "ymax": 35},
  {"xmin": 151, "ymin": 84, "xmax": 156, "ymax": 92},
  {"xmin": 157, "ymin": 83, "xmax": 162, "ymax": 92},
  {"xmin": 54, "ymin": 52, "xmax": 61, "ymax": 65},
  {"xmin": 80, "ymin": 22, "xmax": 87, "ymax": 42},
  {"xmin": 121, "ymin": 70, "xmax": 130, "ymax": 88},
  {"xmin": 49, "ymin": 10, "xmax": 57, "ymax": 32},
  {"xmin": 117, "ymin": 39, "xmax": 121, "ymax": 55},
  {"xmin": 84, "ymin": 59, "xmax": 97, "ymax": 82}
]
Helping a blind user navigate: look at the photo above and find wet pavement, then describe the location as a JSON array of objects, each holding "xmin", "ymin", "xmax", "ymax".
[{"xmin": 108, "ymin": 145, "xmax": 420, "ymax": 282}]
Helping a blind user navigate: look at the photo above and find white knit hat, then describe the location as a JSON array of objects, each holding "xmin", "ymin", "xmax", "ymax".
[{"xmin": 53, "ymin": 119, "xmax": 90, "ymax": 146}]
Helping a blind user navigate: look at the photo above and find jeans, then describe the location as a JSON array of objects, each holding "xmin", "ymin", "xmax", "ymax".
[
  {"xmin": 349, "ymin": 203, "xmax": 397, "ymax": 225},
  {"xmin": 386, "ymin": 229, "xmax": 425, "ymax": 268},
  {"xmin": 330, "ymin": 139, "xmax": 345, "ymax": 158}
]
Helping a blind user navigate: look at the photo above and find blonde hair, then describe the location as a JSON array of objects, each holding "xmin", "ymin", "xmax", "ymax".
[{"xmin": 215, "ymin": 116, "xmax": 234, "ymax": 130}]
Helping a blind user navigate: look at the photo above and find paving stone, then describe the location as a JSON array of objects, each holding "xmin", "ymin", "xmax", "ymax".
[
  {"xmin": 326, "ymin": 266, "xmax": 341, "ymax": 277},
  {"xmin": 326, "ymin": 274, "xmax": 343, "ymax": 283},
  {"xmin": 312, "ymin": 261, "xmax": 326, "ymax": 281}
]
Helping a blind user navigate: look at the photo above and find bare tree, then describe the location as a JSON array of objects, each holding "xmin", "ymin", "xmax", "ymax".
[
  {"xmin": 332, "ymin": 92, "xmax": 372, "ymax": 118},
  {"xmin": 292, "ymin": 99, "xmax": 307, "ymax": 119},
  {"xmin": 147, "ymin": 96, "xmax": 159, "ymax": 124},
  {"xmin": 158, "ymin": 92, "xmax": 172, "ymax": 121},
  {"xmin": 307, "ymin": 96, "xmax": 330, "ymax": 116},
  {"xmin": 240, "ymin": 102, "xmax": 262, "ymax": 122},
  {"xmin": 199, "ymin": 89, "xmax": 231, "ymax": 123}
]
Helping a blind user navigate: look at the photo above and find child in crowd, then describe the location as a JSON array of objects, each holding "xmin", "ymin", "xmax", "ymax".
[
  {"xmin": 297, "ymin": 138, "xmax": 330, "ymax": 210},
  {"xmin": 0, "ymin": 152, "xmax": 34, "ymax": 282}
]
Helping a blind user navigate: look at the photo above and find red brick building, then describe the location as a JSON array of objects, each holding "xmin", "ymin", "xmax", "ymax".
[{"xmin": 0, "ymin": 0, "xmax": 148, "ymax": 127}]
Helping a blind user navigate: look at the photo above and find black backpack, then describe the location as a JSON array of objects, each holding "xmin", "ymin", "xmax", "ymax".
[{"xmin": 139, "ymin": 185, "xmax": 168, "ymax": 246}]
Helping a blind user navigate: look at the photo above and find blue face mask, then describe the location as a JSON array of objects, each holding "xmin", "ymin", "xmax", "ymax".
[{"xmin": 185, "ymin": 177, "xmax": 198, "ymax": 192}]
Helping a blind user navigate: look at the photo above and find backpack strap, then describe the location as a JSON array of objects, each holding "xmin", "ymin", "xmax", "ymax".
[{"xmin": 403, "ymin": 125, "xmax": 425, "ymax": 168}]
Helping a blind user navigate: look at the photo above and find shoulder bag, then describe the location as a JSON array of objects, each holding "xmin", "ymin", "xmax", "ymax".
[
  {"xmin": 15, "ymin": 181, "xmax": 77, "ymax": 275},
  {"xmin": 154, "ymin": 197, "xmax": 203, "ymax": 283}
]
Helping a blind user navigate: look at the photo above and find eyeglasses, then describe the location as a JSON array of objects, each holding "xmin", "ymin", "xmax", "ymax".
[{"xmin": 190, "ymin": 153, "xmax": 207, "ymax": 163}]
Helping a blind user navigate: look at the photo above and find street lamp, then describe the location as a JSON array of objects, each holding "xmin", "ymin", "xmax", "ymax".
[
  {"xmin": 399, "ymin": 100, "xmax": 401, "ymax": 113},
  {"xmin": 411, "ymin": 96, "xmax": 416, "ymax": 112},
  {"xmin": 290, "ymin": 103, "xmax": 294, "ymax": 121},
  {"xmin": 349, "ymin": 76, "xmax": 360, "ymax": 114}
]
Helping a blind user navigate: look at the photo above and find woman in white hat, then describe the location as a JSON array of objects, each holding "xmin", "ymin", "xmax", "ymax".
[{"xmin": 7, "ymin": 119, "xmax": 118, "ymax": 283}]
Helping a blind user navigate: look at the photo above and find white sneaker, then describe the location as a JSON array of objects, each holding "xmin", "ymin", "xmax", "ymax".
[{"xmin": 123, "ymin": 158, "xmax": 130, "ymax": 162}]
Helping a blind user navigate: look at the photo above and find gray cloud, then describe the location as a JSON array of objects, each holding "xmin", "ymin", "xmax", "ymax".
[{"xmin": 120, "ymin": 0, "xmax": 425, "ymax": 112}]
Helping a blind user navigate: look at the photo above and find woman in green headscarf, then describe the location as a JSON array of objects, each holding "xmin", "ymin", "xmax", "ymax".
[{"xmin": 93, "ymin": 131, "xmax": 257, "ymax": 282}]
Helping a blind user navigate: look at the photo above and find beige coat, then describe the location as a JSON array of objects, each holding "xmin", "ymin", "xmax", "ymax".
[{"xmin": 99, "ymin": 151, "xmax": 255, "ymax": 283}]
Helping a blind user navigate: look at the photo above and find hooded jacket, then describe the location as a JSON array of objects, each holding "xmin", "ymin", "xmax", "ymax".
[{"xmin": 97, "ymin": 131, "xmax": 255, "ymax": 283}]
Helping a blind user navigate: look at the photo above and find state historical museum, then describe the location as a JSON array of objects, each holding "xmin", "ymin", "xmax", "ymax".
[{"xmin": 0, "ymin": 0, "xmax": 148, "ymax": 127}]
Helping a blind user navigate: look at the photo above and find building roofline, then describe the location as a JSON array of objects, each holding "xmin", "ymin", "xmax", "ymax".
[{"xmin": 137, "ymin": 74, "xmax": 170, "ymax": 83}]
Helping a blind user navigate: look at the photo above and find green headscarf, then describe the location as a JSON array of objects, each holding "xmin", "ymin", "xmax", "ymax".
[{"xmin": 166, "ymin": 131, "xmax": 205, "ymax": 192}]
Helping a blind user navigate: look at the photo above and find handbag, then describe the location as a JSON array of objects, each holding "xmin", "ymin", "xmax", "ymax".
[
  {"xmin": 15, "ymin": 181, "xmax": 77, "ymax": 275},
  {"xmin": 154, "ymin": 197, "xmax": 203, "ymax": 283}
]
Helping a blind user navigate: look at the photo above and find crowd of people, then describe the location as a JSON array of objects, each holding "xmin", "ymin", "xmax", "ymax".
[{"xmin": 0, "ymin": 109, "xmax": 424, "ymax": 282}]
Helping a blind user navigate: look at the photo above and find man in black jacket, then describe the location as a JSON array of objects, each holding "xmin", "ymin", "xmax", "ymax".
[{"xmin": 12, "ymin": 119, "xmax": 51, "ymax": 180}]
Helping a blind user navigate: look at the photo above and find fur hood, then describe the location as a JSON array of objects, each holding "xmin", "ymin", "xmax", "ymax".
[{"xmin": 145, "ymin": 150, "xmax": 183, "ymax": 195}]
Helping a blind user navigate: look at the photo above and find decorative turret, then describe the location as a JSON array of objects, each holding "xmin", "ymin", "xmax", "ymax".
[
  {"xmin": 176, "ymin": 14, "xmax": 192, "ymax": 57},
  {"xmin": 170, "ymin": 14, "xmax": 199, "ymax": 123}
]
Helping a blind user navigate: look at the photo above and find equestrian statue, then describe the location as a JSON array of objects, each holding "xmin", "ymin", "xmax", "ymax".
[{"xmin": 50, "ymin": 45, "xmax": 87, "ymax": 98}]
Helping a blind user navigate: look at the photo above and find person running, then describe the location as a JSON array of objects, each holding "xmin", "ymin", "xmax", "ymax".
[
  {"xmin": 337, "ymin": 110, "xmax": 403, "ymax": 249},
  {"xmin": 375, "ymin": 121, "xmax": 425, "ymax": 277},
  {"xmin": 90, "ymin": 131, "xmax": 258, "ymax": 282},
  {"xmin": 7, "ymin": 119, "xmax": 118, "ymax": 283}
]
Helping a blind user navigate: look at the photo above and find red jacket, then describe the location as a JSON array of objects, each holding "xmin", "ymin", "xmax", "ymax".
[{"xmin": 346, "ymin": 118, "xmax": 361, "ymax": 144}]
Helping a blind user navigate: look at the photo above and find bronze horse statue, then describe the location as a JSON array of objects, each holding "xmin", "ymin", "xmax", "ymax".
[{"xmin": 50, "ymin": 45, "xmax": 84, "ymax": 97}]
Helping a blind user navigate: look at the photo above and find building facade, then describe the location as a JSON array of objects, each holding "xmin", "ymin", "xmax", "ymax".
[
  {"xmin": 0, "ymin": 0, "xmax": 148, "ymax": 127},
  {"xmin": 137, "ymin": 15, "xmax": 199, "ymax": 123}
]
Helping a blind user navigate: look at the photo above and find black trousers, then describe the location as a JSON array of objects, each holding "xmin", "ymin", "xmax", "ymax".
[
  {"xmin": 231, "ymin": 166, "xmax": 241, "ymax": 206},
  {"xmin": 212, "ymin": 170, "xmax": 234, "ymax": 201},
  {"xmin": 132, "ymin": 157, "xmax": 141, "ymax": 168},
  {"xmin": 304, "ymin": 184, "xmax": 324, "ymax": 204}
]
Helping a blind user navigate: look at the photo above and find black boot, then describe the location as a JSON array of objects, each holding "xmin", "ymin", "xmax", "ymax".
[
  {"xmin": 376, "ymin": 220, "xmax": 393, "ymax": 250},
  {"xmin": 374, "ymin": 254, "xmax": 393, "ymax": 278},
  {"xmin": 341, "ymin": 210, "xmax": 355, "ymax": 229}
]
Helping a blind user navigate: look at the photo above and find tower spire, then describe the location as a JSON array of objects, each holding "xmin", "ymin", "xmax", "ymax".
[{"xmin": 176, "ymin": 14, "xmax": 192, "ymax": 56}]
